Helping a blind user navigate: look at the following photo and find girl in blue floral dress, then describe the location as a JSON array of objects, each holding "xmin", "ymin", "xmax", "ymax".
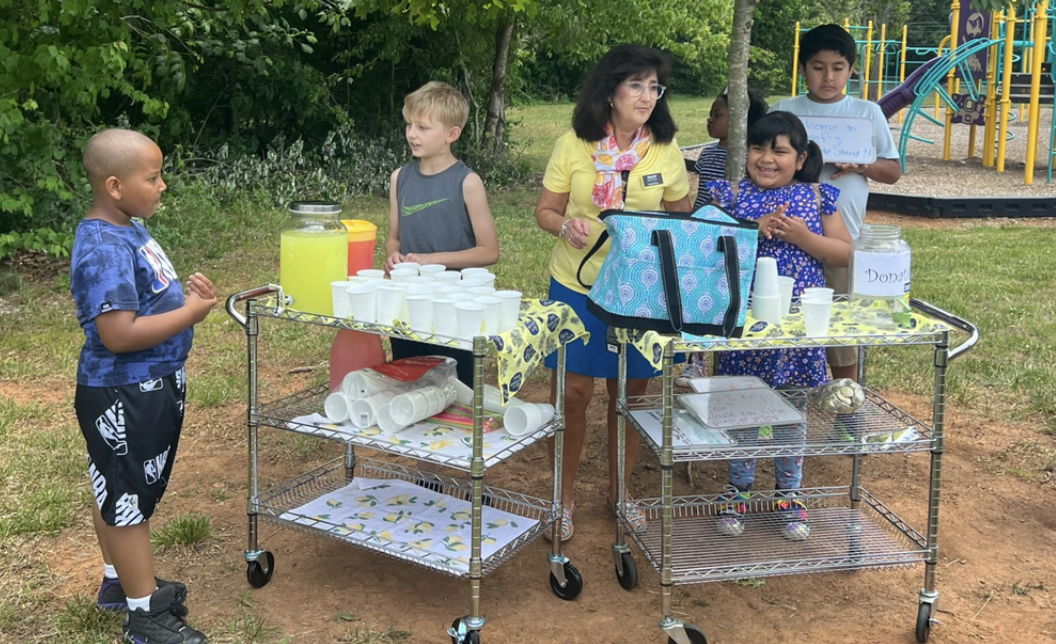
[{"xmin": 704, "ymin": 111, "xmax": 852, "ymax": 540}]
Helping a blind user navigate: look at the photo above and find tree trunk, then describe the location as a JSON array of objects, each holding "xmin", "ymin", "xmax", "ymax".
[
  {"xmin": 725, "ymin": 0, "xmax": 759, "ymax": 181},
  {"xmin": 484, "ymin": 17, "xmax": 515, "ymax": 153}
]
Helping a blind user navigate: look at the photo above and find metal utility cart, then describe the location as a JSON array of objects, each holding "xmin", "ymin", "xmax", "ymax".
[
  {"xmin": 609, "ymin": 298, "xmax": 978, "ymax": 644},
  {"xmin": 227, "ymin": 285, "xmax": 583, "ymax": 644}
]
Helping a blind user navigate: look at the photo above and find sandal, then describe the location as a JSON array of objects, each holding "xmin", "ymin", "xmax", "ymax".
[
  {"xmin": 606, "ymin": 496, "xmax": 648, "ymax": 535},
  {"xmin": 544, "ymin": 503, "xmax": 574, "ymax": 542}
]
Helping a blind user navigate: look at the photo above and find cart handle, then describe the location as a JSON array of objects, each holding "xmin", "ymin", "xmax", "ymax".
[
  {"xmin": 911, "ymin": 298, "xmax": 979, "ymax": 362},
  {"xmin": 226, "ymin": 284, "xmax": 284, "ymax": 329}
]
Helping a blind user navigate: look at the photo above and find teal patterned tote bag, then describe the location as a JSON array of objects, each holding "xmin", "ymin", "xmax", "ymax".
[{"xmin": 580, "ymin": 205, "xmax": 759, "ymax": 337}]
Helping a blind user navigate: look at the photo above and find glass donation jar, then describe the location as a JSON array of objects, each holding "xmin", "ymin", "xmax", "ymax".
[
  {"xmin": 280, "ymin": 201, "xmax": 347, "ymax": 315},
  {"xmin": 849, "ymin": 224, "xmax": 912, "ymax": 328}
]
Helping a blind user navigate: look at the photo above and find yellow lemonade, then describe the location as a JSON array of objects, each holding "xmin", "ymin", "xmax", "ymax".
[{"xmin": 280, "ymin": 229, "xmax": 348, "ymax": 315}]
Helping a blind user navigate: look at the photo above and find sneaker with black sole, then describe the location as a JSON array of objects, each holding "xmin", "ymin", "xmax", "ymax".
[
  {"xmin": 123, "ymin": 584, "xmax": 207, "ymax": 644},
  {"xmin": 715, "ymin": 485, "xmax": 750, "ymax": 537},
  {"xmin": 775, "ymin": 490, "xmax": 811, "ymax": 541},
  {"xmin": 98, "ymin": 577, "xmax": 188, "ymax": 617}
]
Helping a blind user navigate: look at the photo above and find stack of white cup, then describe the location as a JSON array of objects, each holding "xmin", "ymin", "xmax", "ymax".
[
  {"xmin": 801, "ymin": 287, "xmax": 835, "ymax": 337},
  {"xmin": 751, "ymin": 257, "xmax": 783, "ymax": 325}
]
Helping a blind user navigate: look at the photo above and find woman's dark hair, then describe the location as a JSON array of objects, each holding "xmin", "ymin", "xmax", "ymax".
[
  {"xmin": 572, "ymin": 44, "xmax": 676, "ymax": 144},
  {"xmin": 717, "ymin": 88, "xmax": 769, "ymax": 130},
  {"xmin": 747, "ymin": 111, "xmax": 823, "ymax": 183}
]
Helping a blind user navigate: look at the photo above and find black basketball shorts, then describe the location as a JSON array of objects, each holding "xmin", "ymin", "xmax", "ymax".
[{"xmin": 74, "ymin": 367, "xmax": 187, "ymax": 527}]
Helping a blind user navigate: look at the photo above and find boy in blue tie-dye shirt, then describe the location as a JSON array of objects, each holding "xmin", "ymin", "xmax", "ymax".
[{"xmin": 71, "ymin": 129, "xmax": 215, "ymax": 644}]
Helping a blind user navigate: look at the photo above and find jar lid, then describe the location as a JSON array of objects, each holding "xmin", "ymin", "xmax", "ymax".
[{"xmin": 288, "ymin": 200, "xmax": 342, "ymax": 215}]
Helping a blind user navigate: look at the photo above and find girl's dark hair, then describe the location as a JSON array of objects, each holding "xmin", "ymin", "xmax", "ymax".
[
  {"xmin": 717, "ymin": 88, "xmax": 769, "ymax": 130},
  {"xmin": 572, "ymin": 44, "xmax": 676, "ymax": 143},
  {"xmin": 747, "ymin": 111, "xmax": 823, "ymax": 183}
]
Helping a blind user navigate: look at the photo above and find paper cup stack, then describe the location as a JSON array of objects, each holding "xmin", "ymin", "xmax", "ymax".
[{"xmin": 751, "ymin": 257, "xmax": 783, "ymax": 325}]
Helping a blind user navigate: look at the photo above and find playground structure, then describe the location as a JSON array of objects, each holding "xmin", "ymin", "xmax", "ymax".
[{"xmin": 791, "ymin": 1, "xmax": 1056, "ymax": 187}]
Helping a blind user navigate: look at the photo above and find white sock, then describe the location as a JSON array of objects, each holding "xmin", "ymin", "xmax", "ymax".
[
  {"xmin": 103, "ymin": 564, "xmax": 118, "ymax": 580},
  {"xmin": 127, "ymin": 593, "xmax": 153, "ymax": 612}
]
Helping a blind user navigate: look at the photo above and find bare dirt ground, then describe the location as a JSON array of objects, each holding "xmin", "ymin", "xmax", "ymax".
[{"xmin": 28, "ymin": 283, "xmax": 1056, "ymax": 644}]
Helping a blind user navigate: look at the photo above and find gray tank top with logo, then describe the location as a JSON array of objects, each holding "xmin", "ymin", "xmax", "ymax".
[{"xmin": 396, "ymin": 160, "xmax": 476, "ymax": 255}]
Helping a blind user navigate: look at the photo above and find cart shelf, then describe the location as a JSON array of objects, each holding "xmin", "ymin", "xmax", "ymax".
[
  {"xmin": 619, "ymin": 486, "xmax": 928, "ymax": 584},
  {"xmin": 256, "ymin": 384, "xmax": 555, "ymax": 471},
  {"xmin": 622, "ymin": 387, "xmax": 933, "ymax": 461},
  {"xmin": 254, "ymin": 456, "xmax": 556, "ymax": 579}
]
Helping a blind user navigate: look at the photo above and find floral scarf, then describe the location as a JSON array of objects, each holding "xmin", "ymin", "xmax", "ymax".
[{"xmin": 591, "ymin": 124, "xmax": 651, "ymax": 210}]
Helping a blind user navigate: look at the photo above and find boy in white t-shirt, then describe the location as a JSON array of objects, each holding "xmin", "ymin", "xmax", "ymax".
[{"xmin": 771, "ymin": 23, "xmax": 902, "ymax": 382}]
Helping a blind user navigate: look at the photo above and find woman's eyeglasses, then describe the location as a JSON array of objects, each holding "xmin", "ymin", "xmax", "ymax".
[{"xmin": 623, "ymin": 81, "xmax": 666, "ymax": 99}]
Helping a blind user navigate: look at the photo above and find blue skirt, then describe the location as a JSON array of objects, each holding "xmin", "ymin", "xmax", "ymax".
[{"xmin": 543, "ymin": 278, "xmax": 679, "ymax": 379}]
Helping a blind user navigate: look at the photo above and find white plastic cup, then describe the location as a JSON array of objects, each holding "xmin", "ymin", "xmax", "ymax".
[
  {"xmin": 406, "ymin": 275, "xmax": 435, "ymax": 285},
  {"xmin": 418, "ymin": 264, "xmax": 447, "ymax": 276},
  {"xmin": 434, "ymin": 271, "xmax": 463, "ymax": 284},
  {"xmin": 346, "ymin": 282, "xmax": 379, "ymax": 323},
  {"xmin": 324, "ymin": 392, "xmax": 351, "ymax": 423},
  {"xmin": 803, "ymin": 299, "xmax": 833, "ymax": 336},
  {"xmin": 753, "ymin": 257, "xmax": 779, "ymax": 297},
  {"xmin": 393, "ymin": 262, "xmax": 421, "ymax": 273},
  {"xmin": 461, "ymin": 267, "xmax": 489, "ymax": 278},
  {"xmin": 454, "ymin": 302, "xmax": 486, "ymax": 340},
  {"xmin": 460, "ymin": 276, "xmax": 488, "ymax": 288},
  {"xmin": 349, "ymin": 390, "xmax": 397, "ymax": 428},
  {"xmin": 389, "ymin": 267, "xmax": 417, "ymax": 283},
  {"xmin": 390, "ymin": 390, "xmax": 431, "ymax": 426},
  {"xmin": 503, "ymin": 403, "xmax": 556, "ymax": 437},
  {"xmin": 405, "ymin": 295, "xmax": 434, "ymax": 333},
  {"xmin": 374, "ymin": 284, "xmax": 406, "ymax": 326},
  {"xmin": 445, "ymin": 293, "xmax": 475, "ymax": 303},
  {"xmin": 375, "ymin": 403, "xmax": 404, "ymax": 435},
  {"xmin": 802, "ymin": 287, "xmax": 835, "ymax": 302},
  {"xmin": 406, "ymin": 283, "xmax": 437, "ymax": 297},
  {"xmin": 466, "ymin": 286, "xmax": 496, "ymax": 296},
  {"xmin": 436, "ymin": 284, "xmax": 463, "ymax": 296},
  {"xmin": 331, "ymin": 281, "xmax": 354, "ymax": 318},
  {"xmin": 480, "ymin": 273, "xmax": 497, "ymax": 289},
  {"xmin": 474, "ymin": 295, "xmax": 503, "ymax": 334},
  {"xmin": 356, "ymin": 269, "xmax": 386, "ymax": 281},
  {"xmin": 432, "ymin": 298, "xmax": 458, "ymax": 338},
  {"xmin": 751, "ymin": 293, "xmax": 783, "ymax": 326},
  {"xmin": 777, "ymin": 277, "xmax": 795, "ymax": 317},
  {"xmin": 483, "ymin": 384, "xmax": 527, "ymax": 413},
  {"xmin": 493, "ymin": 290, "xmax": 522, "ymax": 332},
  {"xmin": 342, "ymin": 369, "xmax": 391, "ymax": 400},
  {"xmin": 347, "ymin": 275, "xmax": 374, "ymax": 283}
]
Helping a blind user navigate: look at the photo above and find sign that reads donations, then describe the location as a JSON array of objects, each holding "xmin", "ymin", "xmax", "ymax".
[{"xmin": 799, "ymin": 116, "xmax": 877, "ymax": 165}]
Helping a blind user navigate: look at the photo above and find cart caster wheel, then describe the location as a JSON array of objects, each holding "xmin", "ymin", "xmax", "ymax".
[
  {"xmin": 915, "ymin": 602, "xmax": 933, "ymax": 642},
  {"xmin": 246, "ymin": 551, "xmax": 274, "ymax": 588},
  {"xmin": 449, "ymin": 618, "xmax": 481, "ymax": 644},
  {"xmin": 549, "ymin": 562, "xmax": 583, "ymax": 600},
  {"xmin": 616, "ymin": 551, "xmax": 638, "ymax": 591},
  {"xmin": 668, "ymin": 624, "xmax": 707, "ymax": 644}
]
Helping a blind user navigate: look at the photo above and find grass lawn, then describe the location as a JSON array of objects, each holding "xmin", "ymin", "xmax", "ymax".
[{"xmin": 0, "ymin": 98, "xmax": 1054, "ymax": 642}]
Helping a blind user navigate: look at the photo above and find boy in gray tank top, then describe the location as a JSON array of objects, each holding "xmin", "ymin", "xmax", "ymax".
[
  {"xmin": 385, "ymin": 81, "xmax": 499, "ymax": 273},
  {"xmin": 385, "ymin": 81, "xmax": 500, "ymax": 386}
]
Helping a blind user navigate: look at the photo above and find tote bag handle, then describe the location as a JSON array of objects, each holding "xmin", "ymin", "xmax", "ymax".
[{"xmin": 650, "ymin": 230, "xmax": 742, "ymax": 336}]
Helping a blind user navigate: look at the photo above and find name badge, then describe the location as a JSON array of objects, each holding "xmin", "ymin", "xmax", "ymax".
[{"xmin": 642, "ymin": 172, "xmax": 664, "ymax": 188}]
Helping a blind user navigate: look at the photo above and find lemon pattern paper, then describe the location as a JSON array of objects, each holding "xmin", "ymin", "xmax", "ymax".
[
  {"xmin": 618, "ymin": 301, "xmax": 955, "ymax": 370},
  {"xmin": 280, "ymin": 477, "xmax": 535, "ymax": 574}
]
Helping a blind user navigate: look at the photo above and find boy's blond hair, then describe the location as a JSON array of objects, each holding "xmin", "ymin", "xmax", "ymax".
[{"xmin": 402, "ymin": 81, "xmax": 469, "ymax": 129}]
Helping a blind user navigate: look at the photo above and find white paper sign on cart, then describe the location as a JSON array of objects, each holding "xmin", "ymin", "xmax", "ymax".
[{"xmin": 798, "ymin": 116, "xmax": 877, "ymax": 165}]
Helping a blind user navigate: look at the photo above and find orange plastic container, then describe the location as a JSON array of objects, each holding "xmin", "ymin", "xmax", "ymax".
[{"xmin": 342, "ymin": 219, "xmax": 377, "ymax": 275}]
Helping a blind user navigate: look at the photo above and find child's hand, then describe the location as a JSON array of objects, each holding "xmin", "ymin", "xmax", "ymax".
[
  {"xmin": 771, "ymin": 212, "xmax": 811, "ymax": 246},
  {"xmin": 385, "ymin": 252, "xmax": 405, "ymax": 272},
  {"xmin": 404, "ymin": 252, "xmax": 430, "ymax": 265},
  {"xmin": 756, "ymin": 204, "xmax": 788, "ymax": 239},
  {"xmin": 186, "ymin": 273, "xmax": 216, "ymax": 300},
  {"xmin": 185, "ymin": 273, "xmax": 217, "ymax": 322},
  {"xmin": 831, "ymin": 163, "xmax": 866, "ymax": 179}
]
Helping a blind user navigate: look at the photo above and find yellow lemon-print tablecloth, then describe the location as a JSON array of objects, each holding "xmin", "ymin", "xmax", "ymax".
[
  {"xmin": 618, "ymin": 301, "xmax": 955, "ymax": 371},
  {"xmin": 280, "ymin": 477, "xmax": 536, "ymax": 574}
]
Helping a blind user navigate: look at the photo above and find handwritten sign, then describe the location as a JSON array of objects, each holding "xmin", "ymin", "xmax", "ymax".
[
  {"xmin": 679, "ymin": 389, "xmax": 805, "ymax": 431},
  {"xmin": 799, "ymin": 116, "xmax": 877, "ymax": 165}
]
